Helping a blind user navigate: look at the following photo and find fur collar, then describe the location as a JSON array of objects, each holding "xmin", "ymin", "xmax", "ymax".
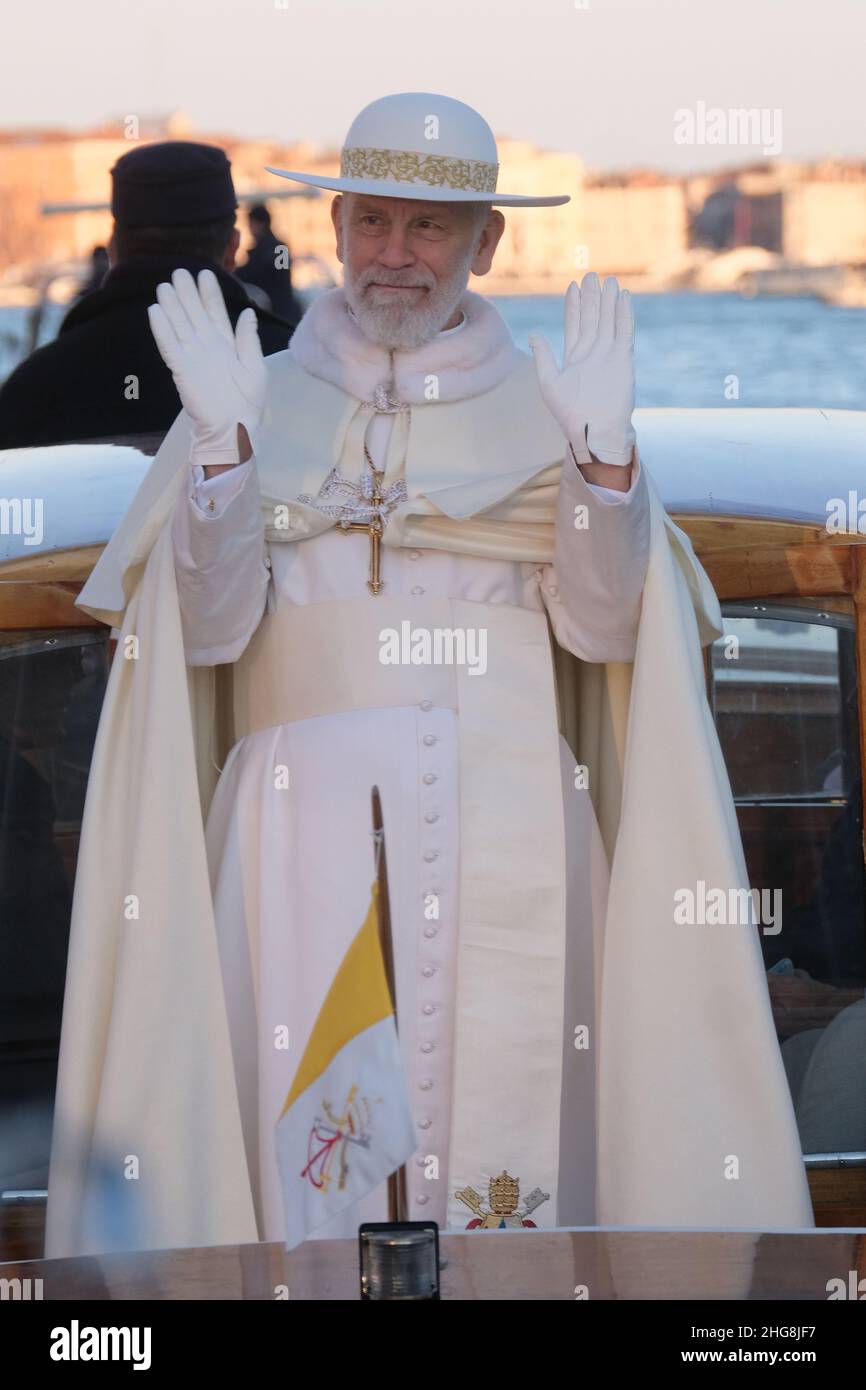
[{"xmin": 288, "ymin": 285, "xmax": 523, "ymax": 404}]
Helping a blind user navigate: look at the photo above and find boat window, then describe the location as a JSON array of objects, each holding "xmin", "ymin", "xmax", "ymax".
[
  {"xmin": 708, "ymin": 601, "xmax": 866, "ymax": 1159},
  {"xmin": 0, "ymin": 628, "xmax": 109, "ymax": 1198}
]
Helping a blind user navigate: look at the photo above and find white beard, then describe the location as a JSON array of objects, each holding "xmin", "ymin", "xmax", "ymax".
[{"xmin": 342, "ymin": 243, "xmax": 477, "ymax": 349}]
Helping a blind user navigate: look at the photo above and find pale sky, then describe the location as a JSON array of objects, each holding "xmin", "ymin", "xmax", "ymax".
[{"xmin": 3, "ymin": 0, "xmax": 864, "ymax": 173}]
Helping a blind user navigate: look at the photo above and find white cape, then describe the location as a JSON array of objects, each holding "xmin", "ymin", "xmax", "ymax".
[{"xmin": 44, "ymin": 350, "xmax": 814, "ymax": 1257}]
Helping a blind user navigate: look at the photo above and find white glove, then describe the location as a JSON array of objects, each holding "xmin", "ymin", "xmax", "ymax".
[
  {"xmin": 147, "ymin": 267, "xmax": 268, "ymax": 466},
  {"xmin": 529, "ymin": 272, "xmax": 635, "ymax": 466}
]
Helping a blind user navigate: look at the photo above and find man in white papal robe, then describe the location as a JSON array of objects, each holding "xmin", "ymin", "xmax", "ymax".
[
  {"xmin": 168, "ymin": 273, "xmax": 649, "ymax": 1241},
  {"xmin": 45, "ymin": 93, "xmax": 814, "ymax": 1259}
]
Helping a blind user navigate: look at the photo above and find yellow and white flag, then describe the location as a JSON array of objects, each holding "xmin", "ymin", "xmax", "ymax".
[{"xmin": 275, "ymin": 883, "xmax": 417, "ymax": 1249}]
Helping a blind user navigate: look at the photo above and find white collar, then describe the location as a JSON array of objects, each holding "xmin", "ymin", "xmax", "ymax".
[{"xmin": 289, "ymin": 287, "xmax": 521, "ymax": 404}]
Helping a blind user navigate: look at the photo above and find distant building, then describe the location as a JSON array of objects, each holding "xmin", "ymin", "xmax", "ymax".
[
  {"xmin": 484, "ymin": 140, "xmax": 584, "ymax": 285},
  {"xmin": 688, "ymin": 160, "xmax": 866, "ymax": 265},
  {"xmin": 0, "ymin": 133, "xmax": 129, "ymax": 268},
  {"xmin": 581, "ymin": 179, "xmax": 688, "ymax": 276},
  {"xmin": 1, "ymin": 119, "xmax": 865, "ymax": 294},
  {"xmin": 783, "ymin": 182, "xmax": 866, "ymax": 265}
]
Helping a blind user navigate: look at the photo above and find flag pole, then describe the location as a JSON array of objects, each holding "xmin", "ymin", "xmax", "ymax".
[{"xmin": 371, "ymin": 785, "xmax": 408, "ymax": 1223}]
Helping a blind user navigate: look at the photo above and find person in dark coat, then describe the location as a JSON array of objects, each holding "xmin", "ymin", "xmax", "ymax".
[
  {"xmin": 236, "ymin": 202, "xmax": 303, "ymax": 325},
  {"xmin": 0, "ymin": 143, "xmax": 298, "ymax": 450}
]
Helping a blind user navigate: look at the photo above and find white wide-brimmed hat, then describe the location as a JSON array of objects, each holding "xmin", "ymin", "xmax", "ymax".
[{"xmin": 266, "ymin": 92, "xmax": 570, "ymax": 207}]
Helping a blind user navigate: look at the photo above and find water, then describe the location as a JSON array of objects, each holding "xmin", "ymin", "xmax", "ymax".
[
  {"xmin": 495, "ymin": 293, "xmax": 866, "ymax": 411},
  {"xmin": 2, "ymin": 292, "xmax": 864, "ymax": 411}
]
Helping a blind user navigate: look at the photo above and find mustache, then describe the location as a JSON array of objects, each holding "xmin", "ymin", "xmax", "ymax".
[{"xmin": 357, "ymin": 267, "xmax": 436, "ymax": 291}]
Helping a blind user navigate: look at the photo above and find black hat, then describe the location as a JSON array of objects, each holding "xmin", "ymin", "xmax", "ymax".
[{"xmin": 111, "ymin": 141, "xmax": 238, "ymax": 229}]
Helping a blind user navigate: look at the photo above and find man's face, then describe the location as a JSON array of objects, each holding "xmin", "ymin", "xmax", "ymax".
[{"xmin": 331, "ymin": 193, "xmax": 505, "ymax": 349}]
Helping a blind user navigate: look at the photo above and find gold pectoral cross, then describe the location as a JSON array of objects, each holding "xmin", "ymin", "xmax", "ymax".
[
  {"xmin": 299, "ymin": 434, "xmax": 408, "ymax": 597},
  {"xmin": 339, "ymin": 513, "xmax": 384, "ymax": 595},
  {"xmin": 338, "ymin": 451, "xmax": 391, "ymax": 595}
]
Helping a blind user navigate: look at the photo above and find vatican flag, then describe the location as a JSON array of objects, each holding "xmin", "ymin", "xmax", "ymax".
[{"xmin": 275, "ymin": 882, "xmax": 417, "ymax": 1249}]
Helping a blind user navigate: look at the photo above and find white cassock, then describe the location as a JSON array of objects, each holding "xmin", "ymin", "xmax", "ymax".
[{"xmin": 169, "ymin": 302, "xmax": 651, "ymax": 1240}]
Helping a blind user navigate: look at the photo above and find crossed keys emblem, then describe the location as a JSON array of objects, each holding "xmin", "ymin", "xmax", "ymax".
[
  {"xmin": 455, "ymin": 1170, "xmax": 550, "ymax": 1229},
  {"xmin": 300, "ymin": 1084, "xmax": 374, "ymax": 1194}
]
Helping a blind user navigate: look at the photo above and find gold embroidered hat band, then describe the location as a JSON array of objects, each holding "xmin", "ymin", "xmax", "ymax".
[
  {"xmin": 266, "ymin": 91, "xmax": 571, "ymax": 207},
  {"xmin": 340, "ymin": 146, "xmax": 498, "ymax": 194}
]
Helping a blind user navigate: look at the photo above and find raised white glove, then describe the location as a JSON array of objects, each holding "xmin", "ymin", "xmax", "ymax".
[
  {"xmin": 529, "ymin": 272, "xmax": 635, "ymax": 466},
  {"xmin": 147, "ymin": 267, "xmax": 267, "ymax": 466}
]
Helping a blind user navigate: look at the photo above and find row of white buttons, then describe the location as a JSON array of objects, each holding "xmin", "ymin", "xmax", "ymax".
[
  {"xmin": 399, "ymin": 590, "xmax": 453, "ymax": 1219},
  {"xmin": 411, "ymin": 700, "xmax": 452, "ymax": 1212},
  {"xmin": 408, "ymin": 546, "xmax": 423, "ymax": 594}
]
